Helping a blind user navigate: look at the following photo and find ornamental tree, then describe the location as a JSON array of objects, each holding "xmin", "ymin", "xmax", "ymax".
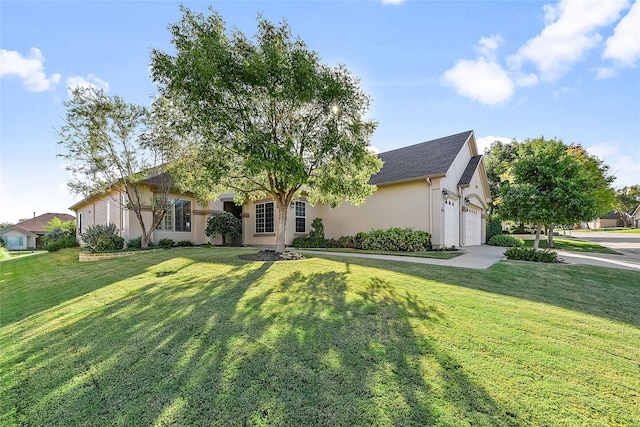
[
  {"xmin": 205, "ymin": 212, "xmax": 242, "ymax": 245},
  {"xmin": 57, "ymin": 87, "xmax": 176, "ymax": 249},
  {"xmin": 150, "ymin": 7, "xmax": 382, "ymax": 253},
  {"xmin": 613, "ymin": 185, "xmax": 640, "ymax": 227},
  {"xmin": 499, "ymin": 137, "xmax": 614, "ymax": 250}
]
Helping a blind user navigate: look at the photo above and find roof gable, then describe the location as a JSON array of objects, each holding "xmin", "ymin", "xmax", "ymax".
[
  {"xmin": 370, "ymin": 130, "xmax": 473, "ymax": 186},
  {"xmin": 0, "ymin": 224, "xmax": 39, "ymax": 238}
]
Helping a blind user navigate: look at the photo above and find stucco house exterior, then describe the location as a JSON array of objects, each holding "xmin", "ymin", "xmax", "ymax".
[
  {"xmin": 0, "ymin": 213, "xmax": 76, "ymax": 250},
  {"xmin": 70, "ymin": 130, "xmax": 491, "ymax": 248}
]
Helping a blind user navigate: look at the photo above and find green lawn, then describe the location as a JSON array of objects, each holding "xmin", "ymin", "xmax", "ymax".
[
  {"xmin": 522, "ymin": 237, "xmax": 621, "ymax": 254},
  {"xmin": 297, "ymin": 247, "xmax": 462, "ymax": 259},
  {"xmin": 576, "ymin": 228, "xmax": 640, "ymax": 234},
  {"xmin": 2, "ymin": 248, "xmax": 639, "ymax": 426}
]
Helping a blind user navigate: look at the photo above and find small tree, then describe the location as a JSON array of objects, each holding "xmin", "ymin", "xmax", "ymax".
[
  {"xmin": 499, "ymin": 137, "xmax": 614, "ymax": 250},
  {"xmin": 57, "ymin": 87, "xmax": 177, "ymax": 249},
  {"xmin": 205, "ymin": 212, "xmax": 242, "ymax": 245},
  {"xmin": 613, "ymin": 185, "xmax": 640, "ymax": 227},
  {"xmin": 151, "ymin": 7, "xmax": 382, "ymax": 253}
]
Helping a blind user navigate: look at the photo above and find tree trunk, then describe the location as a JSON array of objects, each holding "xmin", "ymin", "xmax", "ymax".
[
  {"xmin": 548, "ymin": 224, "xmax": 555, "ymax": 248},
  {"xmin": 275, "ymin": 199, "xmax": 288, "ymax": 254},
  {"xmin": 533, "ymin": 223, "xmax": 542, "ymax": 251}
]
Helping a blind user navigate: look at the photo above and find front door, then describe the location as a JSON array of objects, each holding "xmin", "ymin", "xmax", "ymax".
[{"xmin": 223, "ymin": 201, "xmax": 243, "ymax": 245}]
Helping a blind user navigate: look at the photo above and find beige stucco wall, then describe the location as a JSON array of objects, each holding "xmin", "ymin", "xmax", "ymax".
[
  {"xmin": 76, "ymin": 190, "xmax": 127, "ymax": 244},
  {"xmin": 316, "ymin": 180, "xmax": 432, "ymax": 240}
]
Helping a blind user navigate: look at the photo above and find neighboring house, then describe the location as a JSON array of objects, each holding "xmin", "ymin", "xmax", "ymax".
[
  {"xmin": 585, "ymin": 206, "xmax": 640, "ymax": 229},
  {"xmin": 0, "ymin": 213, "xmax": 76, "ymax": 250},
  {"xmin": 69, "ymin": 130, "xmax": 491, "ymax": 248},
  {"xmin": 631, "ymin": 205, "xmax": 640, "ymax": 228}
]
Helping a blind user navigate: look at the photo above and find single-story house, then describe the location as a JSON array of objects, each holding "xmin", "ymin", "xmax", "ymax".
[
  {"xmin": 585, "ymin": 205, "xmax": 640, "ymax": 229},
  {"xmin": 70, "ymin": 130, "xmax": 491, "ymax": 248},
  {"xmin": 630, "ymin": 205, "xmax": 640, "ymax": 229},
  {"xmin": 0, "ymin": 212, "xmax": 76, "ymax": 250}
]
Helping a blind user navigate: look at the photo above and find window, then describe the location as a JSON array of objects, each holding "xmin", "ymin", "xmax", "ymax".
[
  {"xmin": 6, "ymin": 236, "xmax": 24, "ymax": 247},
  {"xmin": 295, "ymin": 201, "xmax": 306, "ymax": 233},
  {"xmin": 156, "ymin": 198, "xmax": 191, "ymax": 232},
  {"xmin": 256, "ymin": 202, "xmax": 274, "ymax": 233}
]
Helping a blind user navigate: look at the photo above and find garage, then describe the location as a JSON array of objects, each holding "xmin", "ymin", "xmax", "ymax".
[
  {"xmin": 443, "ymin": 198, "xmax": 459, "ymax": 247},
  {"xmin": 464, "ymin": 206, "xmax": 481, "ymax": 246}
]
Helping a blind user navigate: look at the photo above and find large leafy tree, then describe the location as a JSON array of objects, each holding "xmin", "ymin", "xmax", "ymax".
[
  {"xmin": 57, "ymin": 87, "xmax": 175, "ymax": 248},
  {"xmin": 499, "ymin": 137, "xmax": 614, "ymax": 250},
  {"xmin": 150, "ymin": 7, "xmax": 382, "ymax": 253},
  {"xmin": 613, "ymin": 185, "xmax": 640, "ymax": 227}
]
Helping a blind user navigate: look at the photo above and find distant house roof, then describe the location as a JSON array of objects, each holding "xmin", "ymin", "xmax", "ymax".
[
  {"xmin": 599, "ymin": 211, "xmax": 620, "ymax": 220},
  {"xmin": 11, "ymin": 213, "xmax": 76, "ymax": 234},
  {"xmin": 370, "ymin": 130, "xmax": 474, "ymax": 185},
  {"xmin": 458, "ymin": 155, "xmax": 483, "ymax": 187}
]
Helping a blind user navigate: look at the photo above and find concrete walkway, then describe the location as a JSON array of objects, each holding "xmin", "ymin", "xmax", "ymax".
[
  {"xmin": 298, "ymin": 239, "xmax": 640, "ymax": 272},
  {"xmin": 297, "ymin": 245, "xmax": 506, "ymax": 270}
]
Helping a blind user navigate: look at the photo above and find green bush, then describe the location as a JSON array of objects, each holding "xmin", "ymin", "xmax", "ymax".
[
  {"xmin": 0, "ymin": 246, "xmax": 9, "ymax": 259},
  {"xmin": 94, "ymin": 235, "xmax": 125, "ymax": 253},
  {"xmin": 309, "ymin": 218, "xmax": 325, "ymax": 240},
  {"xmin": 44, "ymin": 235, "xmax": 79, "ymax": 252},
  {"xmin": 338, "ymin": 235, "xmax": 355, "ymax": 248},
  {"xmin": 354, "ymin": 228, "xmax": 431, "ymax": 252},
  {"xmin": 127, "ymin": 237, "xmax": 142, "ymax": 249},
  {"xmin": 504, "ymin": 247, "xmax": 560, "ymax": 263},
  {"xmin": 159, "ymin": 238, "xmax": 174, "ymax": 248},
  {"xmin": 176, "ymin": 240, "xmax": 194, "ymax": 247},
  {"xmin": 0, "ymin": 236, "xmax": 5, "ymax": 248},
  {"xmin": 291, "ymin": 236, "xmax": 340, "ymax": 248},
  {"xmin": 488, "ymin": 235, "xmax": 524, "ymax": 247},
  {"xmin": 486, "ymin": 216, "xmax": 503, "ymax": 242},
  {"xmin": 81, "ymin": 223, "xmax": 120, "ymax": 253}
]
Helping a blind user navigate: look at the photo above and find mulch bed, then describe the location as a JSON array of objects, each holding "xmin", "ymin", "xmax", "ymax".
[{"xmin": 239, "ymin": 250, "xmax": 306, "ymax": 262}]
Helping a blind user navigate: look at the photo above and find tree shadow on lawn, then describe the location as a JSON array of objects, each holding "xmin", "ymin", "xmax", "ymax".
[
  {"xmin": 306, "ymin": 254, "xmax": 640, "ymax": 328},
  {"xmin": 2, "ymin": 257, "xmax": 519, "ymax": 426}
]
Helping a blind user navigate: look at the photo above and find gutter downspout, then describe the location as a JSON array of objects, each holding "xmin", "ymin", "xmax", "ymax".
[{"xmin": 426, "ymin": 178, "xmax": 433, "ymax": 236}]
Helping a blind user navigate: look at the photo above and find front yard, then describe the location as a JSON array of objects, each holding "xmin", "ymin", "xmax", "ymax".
[{"xmin": 1, "ymin": 248, "xmax": 639, "ymax": 426}]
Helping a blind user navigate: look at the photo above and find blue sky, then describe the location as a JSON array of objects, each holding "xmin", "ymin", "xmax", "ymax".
[{"xmin": 1, "ymin": 0, "xmax": 639, "ymax": 223}]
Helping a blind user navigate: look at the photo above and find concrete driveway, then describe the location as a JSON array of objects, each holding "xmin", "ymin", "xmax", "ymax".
[{"xmin": 558, "ymin": 230, "xmax": 640, "ymax": 271}]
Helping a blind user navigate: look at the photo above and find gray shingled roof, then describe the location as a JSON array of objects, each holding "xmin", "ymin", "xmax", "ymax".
[
  {"xmin": 457, "ymin": 155, "xmax": 482, "ymax": 187},
  {"xmin": 370, "ymin": 130, "xmax": 473, "ymax": 185}
]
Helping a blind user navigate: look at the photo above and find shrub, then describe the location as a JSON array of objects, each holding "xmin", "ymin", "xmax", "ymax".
[
  {"xmin": 94, "ymin": 235, "xmax": 125, "ymax": 253},
  {"xmin": 486, "ymin": 216, "xmax": 503, "ymax": 242},
  {"xmin": 176, "ymin": 240, "xmax": 194, "ymax": 247},
  {"xmin": 291, "ymin": 236, "xmax": 340, "ymax": 248},
  {"xmin": 45, "ymin": 235, "xmax": 79, "ymax": 252},
  {"xmin": 81, "ymin": 223, "xmax": 120, "ymax": 253},
  {"xmin": 504, "ymin": 247, "xmax": 560, "ymax": 263},
  {"xmin": 159, "ymin": 238, "xmax": 174, "ymax": 248},
  {"xmin": 354, "ymin": 228, "xmax": 431, "ymax": 252},
  {"xmin": 127, "ymin": 237, "xmax": 142, "ymax": 249},
  {"xmin": 309, "ymin": 218, "xmax": 325, "ymax": 240},
  {"xmin": 0, "ymin": 246, "xmax": 9, "ymax": 259},
  {"xmin": 488, "ymin": 235, "xmax": 524, "ymax": 247},
  {"xmin": 205, "ymin": 212, "xmax": 242, "ymax": 245},
  {"xmin": 0, "ymin": 236, "xmax": 5, "ymax": 247},
  {"xmin": 338, "ymin": 235, "xmax": 355, "ymax": 248}
]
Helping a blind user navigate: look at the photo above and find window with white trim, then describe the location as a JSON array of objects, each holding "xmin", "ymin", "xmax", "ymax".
[
  {"xmin": 256, "ymin": 202, "xmax": 274, "ymax": 233},
  {"xmin": 156, "ymin": 198, "xmax": 191, "ymax": 232},
  {"xmin": 295, "ymin": 201, "xmax": 306, "ymax": 233}
]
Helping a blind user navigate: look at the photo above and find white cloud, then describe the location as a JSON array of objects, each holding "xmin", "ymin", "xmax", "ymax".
[
  {"xmin": 442, "ymin": 57, "xmax": 514, "ymax": 106},
  {"xmin": 381, "ymin": 0, "xmax": 404, "ymax": 4},
  {"xmin": 476, "ymin": 136, "xmax": 512, "ymax": 155},
  {"xmin": 0, "ymin": 48, "xmax": 61, "ymax": 91},
  {"xmin": 603, "ymin": 0, "xmax": 640, "ymax": 67},
  {"xmin": 595, "ymin": 66, "xmax": 618, "ymax": 79},
  {"xmin": 585, "ymin": 142, "xmax": 640, "ymax": 188},
  {"xmin": 507, "ymin": 0, "xmax": 630, "ymax": 81},
  {"xmin": 476, "ymin": 35, "xmax": 504, "ymax": 60},
  {"xmin": 66, "ymin": 74, "xmax": 110, "ymax": 95}
]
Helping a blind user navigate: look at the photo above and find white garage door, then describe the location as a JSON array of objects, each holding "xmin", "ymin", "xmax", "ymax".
[
  {"xmin": 444, "ymin": 199, "xmax": 459, "ymax": 247},
  {"xmin": 465, "ymin": 207, "xmax": 481, "ymax": 246}
]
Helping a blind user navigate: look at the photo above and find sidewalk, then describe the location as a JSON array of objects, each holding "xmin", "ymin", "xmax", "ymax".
[
  {"xmin": 297, "ymin": 244, "xmax": 640, "ymax": 272},
  {"xmin": 297, "ymin": 245, "xmax": 506, "ymax": 270}
]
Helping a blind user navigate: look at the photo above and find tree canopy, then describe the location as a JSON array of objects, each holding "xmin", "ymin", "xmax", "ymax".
[
  {"xmin": 150, "ymin": 6, "xmax": 382, "ymax": 252},
  {"xmin": 498, "ymin": 137, "xmax": 614, "ymax": 249},
  {"xmin": 613, "ymin": 185, "xmax": 640, "ymax": 227},
  {"xmin": 57, "ymin": 87, "xmax": 175, "ymax": 248}
]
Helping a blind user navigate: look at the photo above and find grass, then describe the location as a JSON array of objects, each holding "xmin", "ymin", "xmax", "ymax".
[
  {"xmin": 296, "ymin": 247, "xmax": 462, "ymax": 259},
  {"xmin": 522, "ymin": 237, "xmax": 621, "ymax": 254},
  {"xmin": 2, "ymin": 248, "xmax": 639, "ymax": 426},
  {"xmin": 576, "ymin": 228, "xmax": 640, "ymax": 234}
]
